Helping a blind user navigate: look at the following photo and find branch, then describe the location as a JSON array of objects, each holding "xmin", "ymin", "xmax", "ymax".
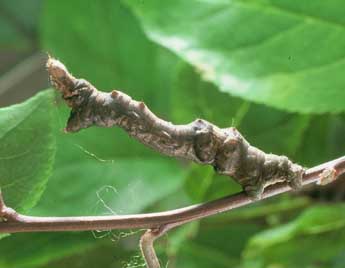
[
  {"xmin": 140, "ymin": 227, "xmax": 165, "ymax": 268},
  {"xmin": 0, "ymin": 157, "xmax": 343, "ymax": 233},
  {"xmin": 140, "ymin": 222, "xmax": 185, "ymax": 268},
  {"xmin": 0, "ymin": 190, "xmax": 18, "ymax": 223}
]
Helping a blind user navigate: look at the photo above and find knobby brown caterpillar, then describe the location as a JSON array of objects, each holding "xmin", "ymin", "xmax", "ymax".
[
  {"xmin": 47, "ymin": 58, "xmax": 305, "ymax": 200},
  {"xmin": 213, "ymin": 128, "xmax": 305, "ymax": 199}
]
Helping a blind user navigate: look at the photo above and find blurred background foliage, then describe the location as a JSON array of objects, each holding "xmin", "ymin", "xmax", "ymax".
[{"xmin": 1, "ymin": 0, "xmax": 345, "ymax": 267}]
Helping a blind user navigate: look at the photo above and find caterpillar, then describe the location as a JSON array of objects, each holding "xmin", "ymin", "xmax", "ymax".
[
  {"xmin": 212, "ymin": 127, "xmax": 305, "ymax": 199},
  {"xmin": 47, "ymin": 58, "xmax": 306, "ymax": 200}
]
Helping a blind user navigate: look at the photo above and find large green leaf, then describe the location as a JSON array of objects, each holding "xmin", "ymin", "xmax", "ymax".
[
  {"xmin": 32, "ymin": 158, "xmax": 186, "ymax": 216},
  {"xmin": 206, "ymin": 196, "xmax": 310, "ymax": 225},
  {"xmin": 174, "ymin": 242, "xmax": 237, "ymax": 268},
  {"xmin": 43, "ymin": 242, "xmax": 137, "ymax": 268},
  {"xmin": 172, "ymin": 223, "xmax": 262, "ymax": 268},
  {"xmin": 0, "ymin": 233, "xmax": 96, "ymax": 268},
  {"xmin": 124, "ymin": 0, "xmax": 345, "ymax": 113},
  {"xmin": 243, "ymin": 204, "xmax": 345, "ymax": 268},
  {"xmin": 296, "ymin": 115, "xmax": 345, "ymax": 167},
  {"xmin": 171, "ymin": 63, "xmax": 244, "ymax": 127},
  {"xmin": 0, "ymin": 90, "xmax": 55, "ymax": 213}
]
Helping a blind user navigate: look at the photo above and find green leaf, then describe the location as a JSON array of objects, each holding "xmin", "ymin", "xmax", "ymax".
[
  {"xmin": 0, "ymin": 233, "xmax": 96, "ymax": 268},
  {"xmin": 32, "ymin": 158, "xmax": 186, "ymax": 216},
  {"xmin": 43, "ymin": 242, "xmax": 137, "ymax": 268},
  {"xmin": 243, "ymin": 204, "xmax": 345, "ymax": 268},
  {"xmin": 183, "ymin": 165, "xmax": 215, "ymax": 203},
  {"xmin": 240, "ymin": 105, "xmax": 310, "ymax": 157},
  {"xmin": 171, "ymin": 63, "xmax": 244, "ymax": 127},
  {"xmin": 206, "ymin": 196, "xmax": 310, "ymax": 224},
  {"xmin": 249, "ymin": 204, "xmax": 345, "ymax": 247},
  {"xmin": 0, "ymin": 90, "xmax": 56, "ymax": 213},
  {"xmin": 166, "ymin": 222, "xmax": 200, "ymax": 256},
  {"xmin": 173, "ymin": 223, "xmax": 262, "ymax": 268},
  {"xmin": 296, "ymin": 115, "xmax": 345, "ymax": 167},
  {"xmin": 174, "ymin": 241, "xmax": 238, "ymax": 268},
  {"xmin": 124, "ymin": 0, "xmax": 345, "ymax": 113}
]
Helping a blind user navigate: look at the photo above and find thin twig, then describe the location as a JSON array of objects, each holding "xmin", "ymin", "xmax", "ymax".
[
  {"xmin": 0, "ymin": 190, "xmax": 18, "ymax": 223},
  {"xmin": 140, "ymin": 228, "xmax": 163, "ymax": 268},
  {"xmin": 140, "ymin": 222, "xmax": 189, "ymax": 268},
  {"xmin": 0, "ymin": 155, "xmax": 344, "ymax": 233}
]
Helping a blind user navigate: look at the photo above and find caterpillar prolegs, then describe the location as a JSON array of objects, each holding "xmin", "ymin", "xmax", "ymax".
[{"xmin": 213, "ymin": 127, "xmax": 305, "ymax": 200}]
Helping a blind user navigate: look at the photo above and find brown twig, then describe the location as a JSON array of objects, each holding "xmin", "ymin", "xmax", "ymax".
[
  {"xmin": 140, "ymin": 228, "xmax": 165, "ymax": 268},
  {"xmin": 0, "ymin": 191, "xmax": 18, "ymax": 223},
  {"xmin": 0, "ymin": 155, "xmax": 344, "ymax": 233},
  {"xmin": 140, "ymin": 221, "xmax": 191, "ymax": 268},
  {"xmin": 0, "ymin": 158, "xmax": 344, "ymax": 268}
]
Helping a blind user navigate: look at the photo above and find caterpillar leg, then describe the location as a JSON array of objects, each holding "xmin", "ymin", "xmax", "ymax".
[
  {"xmin": 243, "ymin": 178, "xmax": 264, "ymax": 200},
  {"xmin": 287, "ymin": 176, "xmax": 302, "ymax": 190},
  {"xmin": 286, "ymin": 163, "xmax": 304, "ymax": 190}
]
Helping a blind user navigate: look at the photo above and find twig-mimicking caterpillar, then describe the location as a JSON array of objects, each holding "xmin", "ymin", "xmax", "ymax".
[{"xmin": 47, "ymin": 58, "xmax": 305, "ymax": 200}]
